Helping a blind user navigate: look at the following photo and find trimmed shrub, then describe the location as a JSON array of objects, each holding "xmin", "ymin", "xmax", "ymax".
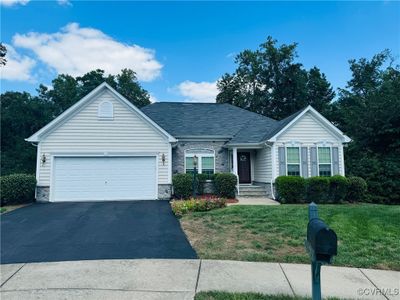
[
  {"xmin": 214, "ymin": 173, "xmax": 237, "ymax": 198},
  {"xmin": 275, "ymin": 176, "xmax": 306, "ymax": 203},
  {"xmin": 346, "ymin": 177, "xmax": 368, "ymax": 202},
  {"xmin": 1, "ymin": 174, "xmax": 36, "ymax": 206},
  {"xmin": 329, "ymin": 175, "xmax": 349, "ymax": 203},
  {"xmin": 172, "ymin": 174, "xmax": 193, "ymax": 199},
  {"xmin": 197, "ymin": 173, "xmax": 210, "ymax": 195},
  {"xmin": 306, "ymin": 176, "xmax": 330, "ymax": 203},
  {"xmin": 170, "ymin": 198, "xmax": 227, "ymax": 217}
]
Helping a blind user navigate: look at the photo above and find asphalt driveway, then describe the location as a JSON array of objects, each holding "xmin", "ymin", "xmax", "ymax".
[{"xmin": 1, "ymin": 201, "xmax": 197, "ymax": 264}]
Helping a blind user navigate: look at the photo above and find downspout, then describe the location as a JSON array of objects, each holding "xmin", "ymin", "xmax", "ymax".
[{"xmin": 264, "ymin": 143, "xmax": 275, "ymax": 200}]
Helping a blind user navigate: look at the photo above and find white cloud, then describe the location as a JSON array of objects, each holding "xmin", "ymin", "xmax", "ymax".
[
  {"xmin": 149, "ymin": 94, "xmax": 158, "ymax": 103},
  {"xmin": 176, "ymin": 80, "xmax": 218, "ymax": 103},
  {"xmin": 57, "ymin": 0, "xmax": 72, "ymax": 6},
  {"xmin": 12, "ymin": 23, "xmax": 162, "ymax": 81},
  {"xmin": 0, "ymin": 0, "xmax": 29, "ymax": 6},
  {"xmin": 0, "ymin": 44, "xmax": 36, "ymax": 81}
]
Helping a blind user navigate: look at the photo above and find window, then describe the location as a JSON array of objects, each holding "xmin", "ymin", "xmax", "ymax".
[
  {"xmin": 98, "ymin": 101, "xmax": 113, "ymax": 119},
  {"xmin": 286, "ymin": 147, "xmax": 300, "ymax": 176},
  {"xmin": 185, "ymin": 149, "xmax": 215, "ymax": 179},
  {"xmin": 318, "ymin": 147, "xmax": 332, "ymax": 176}
]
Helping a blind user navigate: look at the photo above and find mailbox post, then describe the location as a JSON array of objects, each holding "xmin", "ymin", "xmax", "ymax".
[{"xmin": 305, "ymin": 202, "xmax": 337, "ymax": 300}]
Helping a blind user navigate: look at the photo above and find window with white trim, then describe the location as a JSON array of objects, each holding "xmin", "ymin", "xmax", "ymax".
[
  {"xmin": 286, "ymin": 147, "xmax": 301, "ymax": 176},
  {"xmin": 98, "ymin": 101, "xmax": 113, "ymax": 119},
  {"xmin": 185, "ymin": 149, "xmax": 215, "ymax": 179},
  {"xmin": 318, "ymin": 147, "xmax": 332, "ymax": 176}
]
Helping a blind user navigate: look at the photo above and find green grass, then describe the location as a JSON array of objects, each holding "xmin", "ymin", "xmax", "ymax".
[
  {"xmin": 195, "ymin": 292, "xmax": 310, "ymax": 300},
  {"xmin": 0, "ymin": 207, "xmax": 7, "ymax": 213},
  {"xmin": 180, "ymin": 204, "xmax": 400, "ymax": 270}
]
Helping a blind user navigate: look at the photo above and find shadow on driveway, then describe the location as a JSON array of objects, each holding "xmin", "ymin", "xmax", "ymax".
[{"xmin": 1, "ymin": 201, "xmax": 197, "ymax": 264}]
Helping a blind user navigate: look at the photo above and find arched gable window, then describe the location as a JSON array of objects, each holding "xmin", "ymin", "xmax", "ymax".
[{"xmin": 98, "ymin": 101, "xmax": 113, "ymax": 119}]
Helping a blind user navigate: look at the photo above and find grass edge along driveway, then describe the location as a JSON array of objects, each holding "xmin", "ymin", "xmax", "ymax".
[{"xmin": 180, "ymin": 204, "xmax": 400, "ymax": 270}]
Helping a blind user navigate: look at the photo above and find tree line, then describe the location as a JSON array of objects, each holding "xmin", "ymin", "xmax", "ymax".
[{"xmin": 1, "ymin": 38, "xmax": 399, "ymax": 203}]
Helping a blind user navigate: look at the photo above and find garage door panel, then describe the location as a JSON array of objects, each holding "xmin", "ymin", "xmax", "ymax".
[{"xmin": 53, "ymin": 156, "xmax": 157, "ymax": 201}]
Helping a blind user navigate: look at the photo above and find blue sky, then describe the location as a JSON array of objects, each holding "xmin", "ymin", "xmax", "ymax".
[{"xmin": 1, "ymin": 1, "xmax": 399, "ymax": 102}]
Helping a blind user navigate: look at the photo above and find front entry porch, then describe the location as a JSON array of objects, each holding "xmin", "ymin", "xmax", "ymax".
[{"xmin": 228, "ymin": 147, "xmax": 273, "ymax": 198}]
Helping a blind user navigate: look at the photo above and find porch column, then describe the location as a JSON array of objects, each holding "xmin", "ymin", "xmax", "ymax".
[{"xmin": 232, "ymin": 147, "xmax": 239, "ymax": 195}]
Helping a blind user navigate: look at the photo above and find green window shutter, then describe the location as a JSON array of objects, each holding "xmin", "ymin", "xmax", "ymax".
[
  {"xmin": 278, "ymin": 147, "xmax": 286, "ymax": 176},
  {"xmin": 332, "ymin": 147, "xmax": 339, "ymax": 175},
  {"xmin": 310, "ymin": 147, "xmax": 318, "ymax": 176},
  {"xmin": 301, "ymin": 147, "xmax": 308, "ymax": 178}
]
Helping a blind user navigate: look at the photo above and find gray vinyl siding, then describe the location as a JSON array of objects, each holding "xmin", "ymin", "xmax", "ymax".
[
  {"xmin": 273, "ymin": 112, "xmax": 345, "ymax": 179},
  {"xmin": 253, "ymin": 146, "xmax": 272, "ymax": 183},
  {"xmin": 38, "ymin": 90, "xmax": 170, "ymax": 186}
]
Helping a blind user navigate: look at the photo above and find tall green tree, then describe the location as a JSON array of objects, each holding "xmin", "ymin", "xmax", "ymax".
[
  {"xmin": 38, "ymin": 68, "xmax": 150, "ymax": 116},
  {"xmin": 1, "ymin": 92, "xmax": 53, "ymax": 174},
  {"xmin": 216, "ymin": 37, "xmax": 334, "ymax": 119},
  {"xmin": 333, "ymin": 50, "xmax": 400, "ymax": 203}
]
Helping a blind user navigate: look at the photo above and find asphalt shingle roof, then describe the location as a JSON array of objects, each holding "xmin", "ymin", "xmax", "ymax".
[{"xmin": 141, "ymin": 102, "xmax": 305, "ymax": 144}]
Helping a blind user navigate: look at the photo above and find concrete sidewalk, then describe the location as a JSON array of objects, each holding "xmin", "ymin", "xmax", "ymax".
[{"xmin": 1, "ymin": 259, "xmax": 399, "ymax": 300}]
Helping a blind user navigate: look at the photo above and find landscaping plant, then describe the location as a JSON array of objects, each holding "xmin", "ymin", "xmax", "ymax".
[
  {"xmin": 0, "ymin": 173, "xmax": 36, "ymax": 206},
  {"xmin": 172, "ymin": 174, "xmax": 193, "ymax": 199},
  {"xmin": 346, "ymin": 176, "xmax": 368, "ymax": 202},
  {"xmin": 329, "ymin": 175, "xmax": 349, "ymax": 203},
  {"xmin": 214, "ymin": 173, "xmax": 237, "ymax": 198},
  {"xmin": 171, "ymin": 198, "xmax": 226, "ymax": 217},
  {"xmin": 306, "ymin": 176, "xmax": 330, "ymax": 203},
  {"xmin": 275, "ymin": 176, "xmax": 306, "ymax": 203}
]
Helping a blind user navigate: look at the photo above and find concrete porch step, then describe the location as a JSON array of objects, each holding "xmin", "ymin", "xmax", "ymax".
[{"xmin": 238, "ymin": 185, "xmax": 266, "ymax": 192}]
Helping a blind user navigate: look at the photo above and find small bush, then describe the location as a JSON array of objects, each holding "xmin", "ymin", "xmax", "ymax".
[
  {"xmin": 306, "ymin": 176, "xmax": 330, "ymax": 203},
  {"xmin": 214, "ymin": 173, "xmax": 237, "ymax": 198},
  {"xmin": 170, "ymin": 198, "xmax": 226, "ymax": 217},
  {"xmin": 197, "ymin": 173, "xmax": 210, "ymax": 195},
  {"xmin": 346, "ymin": 176, "xmax": 368, "ymax": 202},
  {"xmin": 1, "ymin": 174, "xmax": 36, "ymax": 206},
  {"xmin": 172, "ymin": 174, "xmax": 193, "ymax": 199},
  {"xmin": 329, "ymin": 175, "xmax": 349, "ymax": 203},
  {"xmin": 275, "ymin": 176, "xmax": 306, "ymax": 203}
]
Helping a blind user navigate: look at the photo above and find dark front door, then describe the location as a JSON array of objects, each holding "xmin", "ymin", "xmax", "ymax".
[{"xmin": 237, "ymin": 152, "xmax": 251, "ymax": 183}]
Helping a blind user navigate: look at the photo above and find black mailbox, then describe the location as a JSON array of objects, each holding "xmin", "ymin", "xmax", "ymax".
[{"xmin": 306, "ymin": 218, "xmax": 337, "ymax": 263}]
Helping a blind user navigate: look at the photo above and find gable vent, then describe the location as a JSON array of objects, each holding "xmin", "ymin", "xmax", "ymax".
[{"xmin": 98, "ymin": 101, "xmax": 113, "ymax": 119}]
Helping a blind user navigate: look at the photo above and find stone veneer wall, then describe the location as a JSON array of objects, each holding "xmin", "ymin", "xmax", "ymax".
[
  {"xmin": 172, "ymin": 141, "xmax": 229, "ymax": 175},
  {"xmin": 36, "ymin": 186, "xmax": 50, "ymax": 202},
  {"xmin": 36, "ymin": 185, "xmax": 171, "ymax": 201}
]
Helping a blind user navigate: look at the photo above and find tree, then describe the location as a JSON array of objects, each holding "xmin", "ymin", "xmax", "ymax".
[
  {"xmin": 0, "ymin": 43, "xmax": 6, "ymax": 66},
  {"xmin": 1, "ymin": 92, "xmax": 53, "ymax": 175},
  {"xmin": 333, "ymin": 51, "xmax": 400, "ymax": 203},
  {"xmin": 216, "ymin": 37, "xmax": 334, "ymax": 119},
  {"xmin": 38, "ymin": 69, "xmax": 151, "ymax": 116}
]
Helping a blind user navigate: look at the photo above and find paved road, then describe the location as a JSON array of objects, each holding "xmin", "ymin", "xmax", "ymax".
[
  {"xmin": 1, "ymin": 201, "xmax": 197, "ymax": 264},
  {"xmin": 1, "ymin": 260, "xmax": 399, "ymax": 300}
]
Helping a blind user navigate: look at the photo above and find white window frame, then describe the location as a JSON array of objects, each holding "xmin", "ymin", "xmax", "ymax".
[
  {"xmin": 98, "ymin": 101, "xmax": 114, "ymax": 119},
  {"xmin": 285, "ymin": 146, "xmax": 301, "ymax": 177},
  {"xmin": 317, "ymin": 146, "xmax": 333, "ymax": 177},
  {"xmin": 184, "ymin": 148, "xmax": 215, "ymax": 175}
]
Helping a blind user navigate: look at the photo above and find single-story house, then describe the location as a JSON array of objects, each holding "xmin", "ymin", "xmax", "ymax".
[{"xmin": 26, "ymin": 82, "xmax": 351, "ymax": 202}]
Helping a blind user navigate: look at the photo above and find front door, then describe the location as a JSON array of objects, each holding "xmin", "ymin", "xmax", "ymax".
[{"xmin": 237, "ymin": 152, "xmax": 251, "ymax": 184}]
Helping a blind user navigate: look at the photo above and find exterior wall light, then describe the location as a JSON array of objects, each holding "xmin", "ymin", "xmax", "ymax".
[
  {"xmin": 193, "ymin": 155, "xmax": 198, "ymax": 168},
  {"xmin": 161, "ymin": 153, "xmax": 166, "ymax": 165},
  {"xmin": 41, "ymin": 154, "xmax": 46, "ymax": 166}
]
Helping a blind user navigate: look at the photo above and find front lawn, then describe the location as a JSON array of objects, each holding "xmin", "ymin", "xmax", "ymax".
[
  {"xmin": 180, "ymin": 204, "xmax": 400, "ymax": 270},
  {"xmin": 195, "ymin": 292, "xmax": 309, "ymax": 300}
]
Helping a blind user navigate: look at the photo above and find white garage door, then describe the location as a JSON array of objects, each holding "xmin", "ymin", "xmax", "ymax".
[{"xmin": 53, "ymin": 156, "xmax": 157, "ymax": 201}]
